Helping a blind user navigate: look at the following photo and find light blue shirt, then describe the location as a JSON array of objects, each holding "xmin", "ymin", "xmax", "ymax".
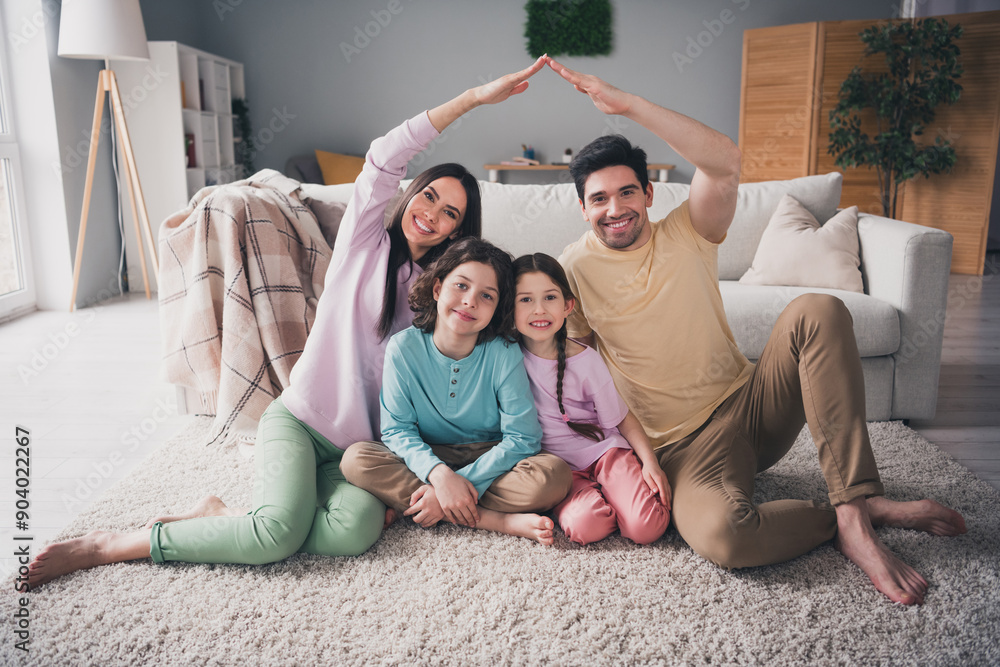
[{"xmin": 380, "ymin": 327, "xmax": 542, "ymax": 496}]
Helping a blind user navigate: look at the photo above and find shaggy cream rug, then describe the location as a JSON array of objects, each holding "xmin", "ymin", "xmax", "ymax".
[{"xmin": 4, "ymin": 419, "xmax": 999, "ymax": 666}]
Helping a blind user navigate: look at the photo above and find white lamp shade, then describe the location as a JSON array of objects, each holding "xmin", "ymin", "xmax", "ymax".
[{"xmin": 58, "ymin": 0, "xmax": 150, "ymax": 61}]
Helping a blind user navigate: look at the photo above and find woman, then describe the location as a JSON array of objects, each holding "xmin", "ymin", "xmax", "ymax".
[{"xmin": 28, "ymin": 57, "xmax": 547, "ymax": 586}]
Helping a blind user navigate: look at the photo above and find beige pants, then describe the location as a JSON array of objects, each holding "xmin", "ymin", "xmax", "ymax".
[
  {"xmin": 342, "ymin": 440, "xmax": 572, "ymax": 514},
  {"xmin": 658, "ymin": 294, "xmax": 884, "ymax": 569}
]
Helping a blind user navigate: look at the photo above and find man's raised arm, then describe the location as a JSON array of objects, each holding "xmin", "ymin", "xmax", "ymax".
[{"xmin": 546, "ymin": 57, "xmax": 740, "ymax": 243}]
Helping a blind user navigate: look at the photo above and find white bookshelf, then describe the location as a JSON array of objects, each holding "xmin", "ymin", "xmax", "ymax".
[{"xmin": 111, "ymin": 42, "xmax": 245, "ymax": 294}]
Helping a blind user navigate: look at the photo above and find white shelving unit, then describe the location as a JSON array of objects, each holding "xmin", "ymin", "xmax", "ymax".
[{"xmin": 111, "ymin": 42, "xmax": 245, "ymax": 294}]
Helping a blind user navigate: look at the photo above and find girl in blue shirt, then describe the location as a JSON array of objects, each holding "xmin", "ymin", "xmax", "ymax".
[{"xmin": 342, "ymin": 238, "xmax": 572, "ymax": 544}]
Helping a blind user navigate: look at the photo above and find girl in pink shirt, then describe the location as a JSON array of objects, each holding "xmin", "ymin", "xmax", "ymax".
[{"xmin": 513, "ymin": 253, "xmax": 671, "ymax": 545}]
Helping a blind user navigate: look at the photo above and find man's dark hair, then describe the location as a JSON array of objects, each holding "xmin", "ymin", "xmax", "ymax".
[{"xmin": 569, "ymin": 134, "xmax": 649, "ymax": 201}]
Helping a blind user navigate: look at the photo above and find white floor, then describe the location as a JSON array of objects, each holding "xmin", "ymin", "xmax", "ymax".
[{"xmin": 0, "ymin": 294, "xmax": 188, "ymax": 581}]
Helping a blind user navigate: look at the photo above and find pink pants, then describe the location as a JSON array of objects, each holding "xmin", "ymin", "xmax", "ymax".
[{"xmin": 553, "ymin": 447, "xmax": 670, "ymax": 545}]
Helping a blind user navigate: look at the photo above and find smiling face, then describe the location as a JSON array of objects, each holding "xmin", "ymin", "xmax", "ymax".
[
  {"xmin": 432, "ymin": 261, "xmax": 500, "ymax": 340},
  {"xmin": 580, "ymin": 164, "xmax": 654, "ymax": 251},
  {"xmin": 401, "ymin": 177, "xmax": 468, "ymax": 261},
  {"xmin": 514, "ymin": 271, "xmax": 574, "ymax": 347}
]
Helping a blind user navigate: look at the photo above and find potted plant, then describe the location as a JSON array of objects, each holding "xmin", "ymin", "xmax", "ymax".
[
  {"xmin": 232, "ymin": 97, "xmax": 256, "ymax": 179},
  {"xmin": 828, "ymin": 17, "xmax": 963, "ymax": 219}
]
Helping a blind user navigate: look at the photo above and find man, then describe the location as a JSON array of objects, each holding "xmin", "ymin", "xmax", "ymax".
[{"xmin": 547, "ymin": 57, "xmax": 966, "ymax": 606}]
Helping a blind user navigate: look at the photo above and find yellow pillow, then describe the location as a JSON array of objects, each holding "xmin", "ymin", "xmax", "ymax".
[{"xmin": 314, "ymin": 150, "xmax": 366, "ymax": 185}]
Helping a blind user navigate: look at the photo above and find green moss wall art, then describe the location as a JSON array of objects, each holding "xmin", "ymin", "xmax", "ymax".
[{"xmin": 524, "ymin": 0, "xmax": 613, "ymax": 58}]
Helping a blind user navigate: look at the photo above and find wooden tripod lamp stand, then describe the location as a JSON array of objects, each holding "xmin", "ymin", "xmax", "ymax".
[{"xmin": 59, "ymin": 0, "xmax": 158, "ymax": 311}]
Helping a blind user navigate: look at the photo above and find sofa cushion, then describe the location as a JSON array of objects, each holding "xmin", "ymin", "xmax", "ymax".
[
  {"xmin": 284, "ymin": 154, "xmax": 324, "ymax": 184},
  {"xmin": 739, "ymin": 194, "xmax": 863, "ymax": 292},
  {"xmin": 315, "ymin": 150, "xmax": 366, "ymax": 185},
  {"xmin": 719, "ymin": 173, "xmax": 844, "ymax": 280},
  {"xmin": 719, "ymin": 281, "xmax": 899, "ymax": 358},
  {"xmin": 298, "ymin": 183, "xmax": 402, "ymax": 248}
]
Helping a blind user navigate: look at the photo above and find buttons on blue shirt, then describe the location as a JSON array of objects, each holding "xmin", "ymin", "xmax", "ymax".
[{"xmin": 449, "ymin": 366, "xmax": 460, "ymax": 401}]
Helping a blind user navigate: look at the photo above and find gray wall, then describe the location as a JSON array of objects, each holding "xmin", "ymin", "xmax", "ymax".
[{"xmin": 139, "ymin": 0, "xmax": 900, "ymax": 185}]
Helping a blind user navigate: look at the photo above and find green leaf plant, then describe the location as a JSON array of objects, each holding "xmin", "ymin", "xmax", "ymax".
[
  {"xmin": 524, "ymin": 0, "xmax": 612, "ymax": 59},
  {"xmin": 231, "ymin": 97, "xmax": 256, "ymax": 179},
  {"xmin": 828, "ymin": 18, "xmax": 963, "ymax": 220}
]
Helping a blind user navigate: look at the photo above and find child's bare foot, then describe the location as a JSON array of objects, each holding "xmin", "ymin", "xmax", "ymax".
[
  {"xmin": 501, "ymin": 513, "xmax": 555, "ymax": 545},
  {"xmin": 866, "ymin": 496, "xmax": 967, "ymax": 536},
  {"xmin": 384, "ymin": 507, "xmax": 398, "ymax": 530},
  {"xmin": 475, "ymin": 508, "xmax": 554, "ymax": 545},
  {"xmin": 144, "ymin": 494, "xmax": 247, "ymax": 528},
  {"xmin": 835, "ymin": 498, "xmax": 928, "ymax": 605},
  {"xmin": 28, "ymin": 529, "xmax": 150, "ymax": 589}
]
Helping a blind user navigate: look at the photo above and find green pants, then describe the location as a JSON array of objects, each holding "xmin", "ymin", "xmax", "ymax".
[{"xmin": 150, "ymin": 398, "xmax": 384, "ymax": 564}]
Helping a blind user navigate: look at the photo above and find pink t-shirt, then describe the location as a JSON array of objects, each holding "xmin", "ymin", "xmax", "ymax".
[
  {"xmin": 521, "ymin": 345, "xmax": 631, "ymax": 471},
  {"xmin": 281, "ymin": 112, "xmax": 439, "ymax": 448}
]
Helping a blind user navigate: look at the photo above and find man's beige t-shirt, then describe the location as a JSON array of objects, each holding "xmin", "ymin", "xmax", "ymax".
[{"xmin": 558, "ymin": 201, "xmax": 752, "ymax": 449}]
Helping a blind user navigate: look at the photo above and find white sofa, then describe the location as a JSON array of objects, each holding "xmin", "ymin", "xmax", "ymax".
[{"xmin": 300, "ymin": 172, "xmax": 952, "ymax": 421}]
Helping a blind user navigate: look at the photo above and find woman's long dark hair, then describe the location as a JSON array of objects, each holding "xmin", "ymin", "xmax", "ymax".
[
  {"xmin": 513, "ymin": 253, "xmax": 604, "ymax": 443},
  {"xmin": 376, "ymin": 163, "xmax": 482, "ymax": 341}
]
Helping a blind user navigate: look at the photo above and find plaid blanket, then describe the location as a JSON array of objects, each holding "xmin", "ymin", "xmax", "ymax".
[{"xmin": 158, "ymin": 170, "xmax": 331, "ymax": 445}]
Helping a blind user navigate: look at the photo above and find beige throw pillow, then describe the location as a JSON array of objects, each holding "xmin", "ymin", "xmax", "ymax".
[{"xmin": 739, "ymin": 193, "xmax": 863, "ymax": 293}]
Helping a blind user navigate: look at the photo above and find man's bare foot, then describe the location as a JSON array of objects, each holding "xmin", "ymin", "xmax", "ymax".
[
  {"xmin": 384, "ymin": 507, "xmax": 398, "ymax": 530},
  {"xmin": 28, "ymin": 530, "xmax": 150, "ymax": 589},
  {"xmin": 866, "ymin": 496, "xmax": 967, "ymax": 536},
  {"xmin": 144, "ymin": 495, "xmax": 247, "ymax": 528},
  {"xmin": 476, "ymin": 509, "xmax": 554, "ymax": 545},
  {"xmin": 834, "ymin": 498, "xmax": 927, "ymax": 605}
]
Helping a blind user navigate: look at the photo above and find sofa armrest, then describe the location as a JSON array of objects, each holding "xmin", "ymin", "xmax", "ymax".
[{"xmin": 857, "ymin": 214, "xmax": 953, "ymax": 419}]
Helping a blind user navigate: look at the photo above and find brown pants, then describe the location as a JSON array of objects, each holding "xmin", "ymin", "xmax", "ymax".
[
  {"xmin": 658, "ymin": 294, "xmax": 883, "ymax": 570},
  {"xmin": 341, "ymin": 440, "xmax": 572, "ymax": 514}
]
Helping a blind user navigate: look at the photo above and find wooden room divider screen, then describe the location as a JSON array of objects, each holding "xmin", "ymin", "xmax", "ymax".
[{"xmin": 739, "ymin": 11, "xmax": 1000, "ymax": 275}]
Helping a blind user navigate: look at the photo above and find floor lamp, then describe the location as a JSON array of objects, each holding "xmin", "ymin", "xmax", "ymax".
[{"xmin": 59, "ymin": 0, "xmax": 158, "ymax": 311}]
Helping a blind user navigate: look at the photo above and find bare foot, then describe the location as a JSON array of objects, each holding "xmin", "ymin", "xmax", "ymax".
[
  {"xmin": 144, "ymin": 495, "xmax": 247, "ymax": 528},
  {"xmin": 501, "ymin": 513, "xmax": 555, "ymax": 546},
  {"xmin": 28, "ymin": 530, "xmax": 151, "ymax": 589},
  {"xmin": 834, "ymin": 498, "xmax": 927, "ymax": 605},
  {"xmin": 867, "ymin": 496, "xmax": 967, "ymax": 536},
  {"xmin": 384, "ymin": 507, "xmax": 398, "ymax": 530},
  {"xmin": 476, "ymin": 509, "xmax": 554, "ymax": 545}
]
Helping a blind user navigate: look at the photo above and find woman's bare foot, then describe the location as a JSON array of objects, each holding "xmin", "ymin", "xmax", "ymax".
[
  {"xmin": 144, "ymin": 495, "xmax": 247, "ymax": 528},
  {"xmin": 476, "ymin": 509, "xmax": 555, "ymax": 545},
  {"xmin": 866, "ymin": 496, "xmax": 967, "ymax": 536},
  {"xmin": 834, "ymin": 498, "xmax": 927, "ymax": 605},
  {"xmin": 28, "ymin": 529, "xmax": 151, "ymax": 589}
]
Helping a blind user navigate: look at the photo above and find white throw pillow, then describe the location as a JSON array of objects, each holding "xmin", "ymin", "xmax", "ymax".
[
  {"xmin": 739, "ymin": 193, "xmax": 863, "ymax": 293},
  {"xmin": 718, "ymin": 172, "xmax": 843, "ymax": 279}
]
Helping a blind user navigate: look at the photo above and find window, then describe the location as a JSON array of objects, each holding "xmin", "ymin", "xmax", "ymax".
[{"xmin": 0, "ymin": 12, "xmax": 34, "ymax": 321}]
